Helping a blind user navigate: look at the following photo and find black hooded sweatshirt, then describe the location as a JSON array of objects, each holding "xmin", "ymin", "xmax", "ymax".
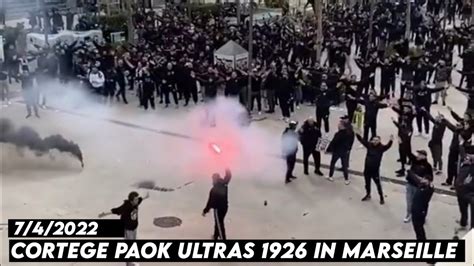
[
  {"xmin": 111, "ymin": 198, "xmax": 143, "ymax": 230},
  {"xmin": 407, "ymin": 157, "xmax": 433, "ymax": 187}
]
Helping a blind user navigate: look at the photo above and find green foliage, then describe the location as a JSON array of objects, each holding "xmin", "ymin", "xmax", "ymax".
[
  {"xmin": 99, "ymin": 13, "xmax": 128, "ymax": 32},
  {"xmin": 188, "ymin": 3, "xmax": 221, "ymax": 16},
  {"xmin": 264, "ymin": 0, "xmax": 281, "ymax": 8}
]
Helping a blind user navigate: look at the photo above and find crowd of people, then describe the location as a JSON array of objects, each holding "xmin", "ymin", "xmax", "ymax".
[{"xmin": 1, "ymin": 0, "xmax": 474, "ymax": 248}]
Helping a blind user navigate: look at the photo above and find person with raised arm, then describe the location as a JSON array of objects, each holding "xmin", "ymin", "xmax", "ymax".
[{"xmin": 202, "ymin": 168, "xmax": 232, "ymax": 240}]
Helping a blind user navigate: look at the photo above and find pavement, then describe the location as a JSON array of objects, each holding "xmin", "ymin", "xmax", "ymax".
[{"xmin": 0, "ymin": 21, "xmax": 473, "ymax": 266}]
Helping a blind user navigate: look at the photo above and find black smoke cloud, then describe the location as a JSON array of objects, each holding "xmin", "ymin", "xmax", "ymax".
[{"xmin": 0, "ymin": 118, "xmax": 84, "ymax": 167}]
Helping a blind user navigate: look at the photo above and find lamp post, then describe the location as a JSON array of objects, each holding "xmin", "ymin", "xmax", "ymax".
[{"xmin": 316, "ymin": 0, "xmax": 322, "ymax": 61}]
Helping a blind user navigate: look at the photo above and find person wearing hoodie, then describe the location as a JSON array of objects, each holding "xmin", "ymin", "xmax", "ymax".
[
  {"xmin": 455, "ymin": 146, "xmax": 474, "ymax": 230},
  {"xmin": 410, "ymin": 165, "xmax": 434, "ymax": 241},
  {"xmin": 98, "ymin": 191, "xmax": 150, "ymax": 266},
  {"xmin": 404, "ymin": 150, "xmax": 433, "ymax": 223},
  {"xmin": 202, "ymin": 168, "xmax": 232, "ymax": 240},
  {"xmin": 326, "ymin": 120, "xmax": 355, "ymax": 185},
  {"xmin": 282, "ymin": 121, "xmax": 299, "ymax": 183},
  {"xmin": 355, "ymin": 132, "xmax": 393, "ymax": 204},
  {"xmin": 298, "ymin": 117, "xmax": 323, "ymax": 176}
]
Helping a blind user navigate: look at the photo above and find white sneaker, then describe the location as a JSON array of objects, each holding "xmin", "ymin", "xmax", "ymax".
[
  {"xmin": 296, "ymin": 106, "xmax": 300, "ymax": 110},
  {"xmin": 345, "ymin": 180, "xmax": 351, "ymax": 185},
  {"xmin": 326, "ymin": 176, "xmax": 334, "ymax": 182},
  {"xmin": 258, "ymin": 111, "xmax": 262, "ymax": 115},
  {"xmin": 403, "ymin": 215, "xmax": 411, "ymax": 223}
]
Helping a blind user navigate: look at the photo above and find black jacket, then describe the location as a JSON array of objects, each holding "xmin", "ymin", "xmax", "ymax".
[
  {"xmin": 298, "ymin": 122, "xmax": 321, "ymax": 149},
  {"xmin": 456, "ymin": 162, "xmax": 474, "ymax": 194},
  {"xmin": 203, "ymin": 170, "xmax": 232, "ymax": 213},
  {"xmin": 356, "ymin": 134, "xmax": 392, "ymax": 169},
  {"xmin": 327, "ymin": 128, "xmax": 355, "ymax": 154},
  {"xmin": 407, "ymin": 158, "xmax": 433, "ymax": 187},
  {"xmin": 111, "ymin": 198, "xmax": 143, "ymax": 230}
]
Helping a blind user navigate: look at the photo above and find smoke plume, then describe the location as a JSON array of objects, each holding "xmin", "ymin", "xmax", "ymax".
[{"xmin": 0, "ymin": 118, "xmax": 84, "ymax": 167}]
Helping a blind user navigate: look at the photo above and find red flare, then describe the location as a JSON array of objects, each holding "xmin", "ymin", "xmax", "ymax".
[{"xmin": 209, "ymin": 143, "xmax": 222, "ymax": 154}]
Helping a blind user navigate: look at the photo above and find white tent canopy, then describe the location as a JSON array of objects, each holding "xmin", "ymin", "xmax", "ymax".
[{"xmin": 214, "ymin": 40, "xmax": 248, "ymax": 68}]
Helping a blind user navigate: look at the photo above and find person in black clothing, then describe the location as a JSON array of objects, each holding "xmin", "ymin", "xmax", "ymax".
[
  {"xmin": 225, "ymin": 70, "xmax": 246, "ymax": 103},
  {"xmin": 298, "ymin": 117, "xmax": 323, "ymax": 176},
  {"xmin": 404, "ymin": 150, "xmax": 433, "ymax": 223},
  {"xmin": 202, "ymin": 168, "xmax": 232, "ymax": 240},
  {"xmin": 99, "ymin": 191, "xmax": 149, "ymax": 266},
  {"xmin": 142, "ymin": 71, "xmax": 156, "ymax": 110},
  {"xmin": 411, "ymin": 169, "xmax": 434, "ymax": 240},
  {"xmin": 357, "ymin": 92, "xmax": 389, "ymax": 142},
  {"xmin": 356, "ymin": 131, "xmax": 393, "ymax": 204},
  {"xmin": 340, "ymin": 75, "xmax": 363, "ymax": 121},
  {"xmin": 20, "ymin": 69, "xmax": 39, "ymax": 119},
  {"xmin": 392, "ymin": 103, "xmax": 415, "ymax": 177},
  {"xmin": 277, "ymin": 71, "xmax": 293, "ymax": 121},
  {"xmin": 115, "ymin": 59, "xmax": 129, "ymax": 104},
  {"xmin": 161, "ymin": 62, "xmax": 178, "ymax": 108},
  {"xmin": 455, "ymin": 147, "xmax": 474, "ymax": 230},
  {"xmin": 282, "ymin": 121, "xmax": 299, "ymax": 183},
  {"xmin": 104, "ymin": 68, "xmax": 116, "ymax": 105},
  {"xmin": 410, "ymin": 81, "xmax": 444, "ymax": 136},
  {"xmin": 354, "ymin": 57, "xmax": 376, "ymax": 95},
  {"xmin": 421, "ymin": 108, "xmax": 446, "ymax": 175},
  {"xmin": 182, "ymin": 63, "xmax": 198, "ymax": 106},
  {"xmin": 326, "ymin": 120, "xmax": 355, "ymax": 185},
  {"xmin": 442, "ymin": 110, "xmax": 473, "ymax": 189},
  {"xmin": 263, "ymin": 67, "xmax": 279, "ymax": 113},
  {"xmin": 250, "ymin": 68, "xmax": 263, "ymax": 114},
  {"xmin": 378, "ymin": 58, "xmax": 397, "ymax": 98},
  {"xmin": 315, "ymin": 82, "xmax": 332, "ymax": 133}
]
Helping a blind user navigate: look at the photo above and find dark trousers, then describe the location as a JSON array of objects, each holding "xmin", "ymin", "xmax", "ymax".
[
  {"xmin": 279, "ymin": 97, "xmax": 290, "ymax": 118},
  {"xmin": 250, "ymin": 93, "xmax": 262, "ymax": 111},
  {"xmin": 364, "ymin": 168, "xmax": 383, "ymax": 197},
  {"xmin": 142, "ymin": 90, "xmax": 155, "ymax": 110},
  {"xmin": 346, "ymin": 101, "xmax": 357, "ymax": 122},
  {"xmin": 163, "ymin": 86, "xmax": 178, "ymax": 105},
  {"xmin": 381, "ymin": 78, "xmax": 395, "ymax": 97},
  {"xmin": 213, "ymin": 207, "xmax": 227, "ymax": 240},
  {"xmin": 411, "ymin": 209, "xmax": 427, "ymax": 241},
  {"xmin": 266, "ymin": 90, "xmax": 275, "ymax": 112},
  {"xmin": 316, "ymin": 108, "xmax": 330, "ymax": 133},
  {"xmin": 116, "ymin": 82, "xmax": 128, "ymax": 103},
  {"xmin": 363, "ymin": 121, "xmax": 377, "ymax": 142},
  {"xmin": 446, "ymin": 151, "xmax": 459, "ymax": 185},
  {"xmin": 429, "ymin": 142, "xmax": 443, "ymax": 171},
  {"xmin": 399, "ymin": 141, "xmax": 412, "ymax": 170},
  {"xmin": 285, "ymin": 153, "xmax": 297, "ymax": 180},
  {"xmin": 329, "ymin": 152, "xmax": 350, "ymax": 180},
  {"xmin": 415, "ymin": 106, "xmax": 430, "ymax": 134},
  {"xmin": 184, "ymin": 88, "xmax": 198, "ymax": 104},
  {"xmin": 303, "ymin": 147, "xmax": 320, "ymax": 174},
  {"xmin": 457, "ymin": 192, "xmax": 474, "ymax": 229}
]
